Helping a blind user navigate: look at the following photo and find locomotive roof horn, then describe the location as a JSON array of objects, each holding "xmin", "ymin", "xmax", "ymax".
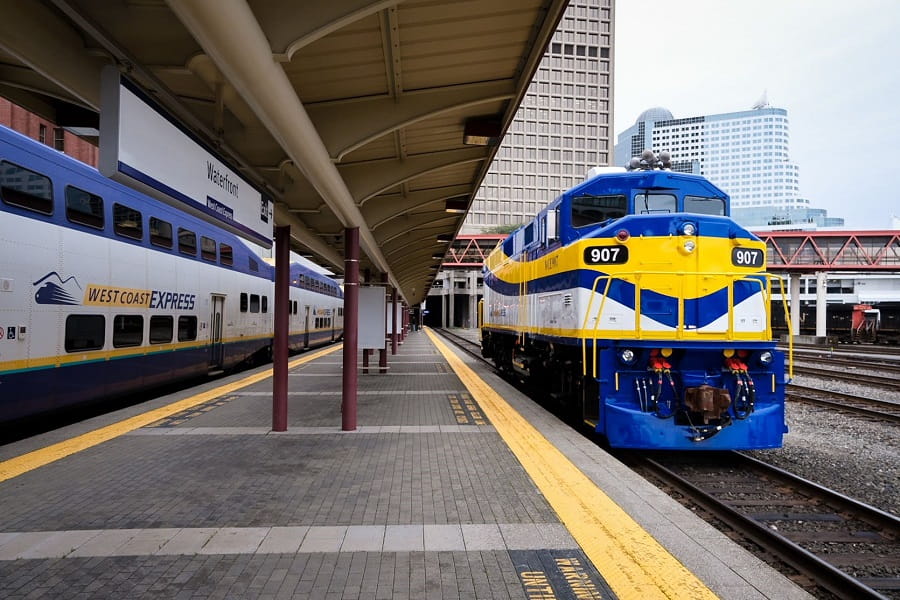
[{"xmin": 626, "ymin": 150, "xmax": 672, "ymax": 171}]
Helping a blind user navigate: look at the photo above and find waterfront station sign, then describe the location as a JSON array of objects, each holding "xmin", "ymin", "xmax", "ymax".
[{"xmin": 99, "ymin": 66, "xmax": 273, "ymax": 247}]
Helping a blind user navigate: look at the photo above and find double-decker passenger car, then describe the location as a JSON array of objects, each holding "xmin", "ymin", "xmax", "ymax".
[
  {"xmin": 0, "ymin": 125, "xmax": 343, "ymax": 423},
  {"xmin": 481, "ymin": 152, "xmax": 792, "ymax": 449}
]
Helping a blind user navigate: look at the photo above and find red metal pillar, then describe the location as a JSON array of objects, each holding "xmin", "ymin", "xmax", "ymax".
[
  {"xmin": 391, "ymin": 286, "xmax": 398, "ymax": 354},
  {"xmin": 362, "ymin": 269, "xmax": 371, "ymax": 374},
  {"xmin": 379, "ymin": 273, "xmax": 388, "ymax": 373},
  {"xmin": 342, "ymin": 227, "xmax": 360, "ymax": 431},
  {"xmin": 272, "ymin": 225, "xmax": 290, "ymax": 432}
]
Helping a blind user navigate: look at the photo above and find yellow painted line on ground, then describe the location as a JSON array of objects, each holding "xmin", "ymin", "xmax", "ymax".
[
  {"xmin": 0, "ymin": 344, "xmax": 343, "ymax": 484},
  {"xmin": 425, "ymin": 328, "xmax": 716, "ymax": 600}
]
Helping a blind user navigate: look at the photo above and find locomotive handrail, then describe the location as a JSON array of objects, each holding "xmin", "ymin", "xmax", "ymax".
[{"xmin": 581, "ymin": 271, "xmax": 793, "ymax": 379}]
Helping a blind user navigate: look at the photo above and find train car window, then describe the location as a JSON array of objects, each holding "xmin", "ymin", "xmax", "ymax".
[
  {"xmin": 149, "ymin": 315, "xmax": 174, "ymax": 344},
  {"xmin": 248, "ymin": 257, "xmax": 259, "ymax": 272},
  {"xmin": 150, "ymin": 217, "xmax": 173, "ymax": 248},
  {"xmin": 571, "ymin": 194, "xmax": 626, "ymax": 227},
  {"xmin": 220, "ymin": 243, "xmax": 233, "ymax": 266},
  {"xmin": 635, "ymin": 193, "xmax": 676, "ymax": 215},
  {"xmin": 113, "ymin": 315, "xmax": 144, "ymax": 348},
  {"xmin": 113, "ymin": 203, "xmax": 143, "ymax": 240},
  {"xmin": 200, "ymin": 236, "xmax": 216, "ymax": 261},
  {"xmin": 250, "ymin": 294, "xmax": 260, "ymax": 313},
  {"xmin": 65, "ymin": 314, "xmax": 105, "ymax": 352},
  {"xmin": 0, "ymin": 160, "xmax": 53, "ymax": 214},
  {"xmin": 684, "ymin": 195, "xmax": 726, "ymax": 216},
  {"xmin": 178, "ymin": 316, "xmax": 198, "ymax": 341},
  {"xmin": 178, "ymin": 228, "xmax": 197, "ymax": 256},
  {"xmin": 261, "ymin": 296, "xmax": 268, "ymax": 313},
  {"xmin": 523, "ymin": 223, "xmax": 534, "ymax": 246},
  {"xmin": 240, "ymin": 292, "xmax": 248, "ymax": 312},
  {"xmin": 65, "ymin": 186, "xmax": 103, "ymax": 229}
]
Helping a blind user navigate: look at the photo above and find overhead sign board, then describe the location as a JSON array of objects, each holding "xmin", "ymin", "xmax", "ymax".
[{"xmin": 99, "ymin": 66, "xmax": 273, "ymax": 247}]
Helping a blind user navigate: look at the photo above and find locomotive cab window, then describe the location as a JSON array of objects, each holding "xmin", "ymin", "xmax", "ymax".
[
  {"xmin": 65, "ymin": 186, "xmax": 104, "ymax": 229},
  {"xmin": 240, "ymin": 292, "xmax": 248, "ymax": 312},
  {"xmin": 113, "ymin": 203, "xmax": 143, "ymax": 240},
  {"xmin": 571, "ymin": 194, "xmax": 626, "ymax": 227},
  {"xmin": 150, "ymin": 217, "xmax": 173, "ymax": 248},
  {"xmin": 0, "ymin": 160, "xmax": 53, "ymax": 214},
  {"xmin": 178, "ymin": 228, "xmax": 197, "ymax": 256},
  {"xmin": 65, "ymin": 315, "xmax": 105, "ymax": 352},
  {"xmin": 684, "ymin": 195, "xmax": 726, "ymax": 216},
  {"xmin": 635, "ymin": 193, "xmax": 676, "ymax": 214},
  {"xmin": 250, "ymin": 294, "xmax": 260, "ymax": 313}
]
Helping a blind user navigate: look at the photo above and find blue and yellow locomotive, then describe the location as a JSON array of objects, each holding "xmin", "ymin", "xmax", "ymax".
[{"xmin": 480, "ymin": 152, "xmax": 792, "ymax": 450}]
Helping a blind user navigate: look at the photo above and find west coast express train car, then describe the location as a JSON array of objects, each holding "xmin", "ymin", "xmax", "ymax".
[
  {"xmin": 0, "ymin": 125, "xmax": 343, "ymax": 424},
  {"xmin": 481, "ymin": 152, "xmax": 792, "ymax": 450}
]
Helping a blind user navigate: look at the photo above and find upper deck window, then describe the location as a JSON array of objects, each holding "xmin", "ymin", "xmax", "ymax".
[
  {"xmin": 0, "ymin": 160, "xmax": 53, "ymax": 214},
  {"xmin": 571, "ymin": 194, "xmax": 626, "ymax": 228},
  {"xmin": 113, "ymin": 203, "xmax": 143, "ymax": 240},
  {"xmin": 635, "ymin": 193, "xmax": 676, "ymax": 214},
  {"xmin": 65, "ymin": 186, "xmax": 103, "ymax": 229},
  {"xmin": 150, "ymin": 217, "xmax": 173, "ymax": 248},
  {"xmin": 220, "ymin": 243, "xmax": 233, "ymax": 266},
  {"xmin": 178, "ymin": 228, "xmax": 197, "ymax": 256},
  {"xmin": 684, "ymin": 195, "xmax": 726, "ymax": 216},
  {"xmin": 200, "ymin": 236, "xmax": 217, "ymax": 261}
]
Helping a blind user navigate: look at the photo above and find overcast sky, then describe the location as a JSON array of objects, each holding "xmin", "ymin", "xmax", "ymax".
[{"xmin": 613, "ymin": 0, "xmax": 900, "ymax": 229}]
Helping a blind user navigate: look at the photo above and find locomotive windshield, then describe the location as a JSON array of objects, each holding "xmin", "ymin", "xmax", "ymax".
[
  {"xmin": 635, "ymin": 192, "xmax": 676, "ymax": 214},
  {"xmin": 571, "ymin": 193, "xmax": 627, "ymax": 228},
  {"xmin": 684, "ymin": 195, "xmax": 726, "ymax": 215}
]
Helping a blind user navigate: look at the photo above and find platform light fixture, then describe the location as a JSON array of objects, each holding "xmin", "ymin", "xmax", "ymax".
[
  {"xmin": 444, "ymin": 198, "xmax": 469, "ymax": 214},
  {"xmin": 431, "ymin": 252, "xmax": 445, "ymax": 260},
  {"xmin": 436, "ymin": 233, "xmax": 453, "ymax": 243},
  {"xmin": 463, "ymin": 117, "xmax": 502, "ymax": 146}
]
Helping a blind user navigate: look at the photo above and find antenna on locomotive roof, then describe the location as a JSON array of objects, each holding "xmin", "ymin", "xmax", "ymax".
[{"xmin": 626, "ymin": 150, "xmax": 671, "ymax": 171}]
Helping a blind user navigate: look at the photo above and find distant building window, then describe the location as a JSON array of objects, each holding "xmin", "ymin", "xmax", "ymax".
[
  {"xmin": 39, "ymin": 124, "xmax": 47, "ymax": 144},
  {"xmin": 65, "ymin": 186, "xmax": 103, "ymax": 229},
  {"xmin": 54, "ymin": 128, "xmax": 65, "ymax": 152}
]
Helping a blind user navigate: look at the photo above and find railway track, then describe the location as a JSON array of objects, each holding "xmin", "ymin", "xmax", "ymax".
[
  {"xmin": 793, "ymin": 365, "xmax": 900, "ymax": 391},
  {"xmin": 624, "ymin": 451, "xmax": 900, "ymax": 600},
  {"xmin": 788, "ymin": 384, "xmax": 900, "ymax": 424}
]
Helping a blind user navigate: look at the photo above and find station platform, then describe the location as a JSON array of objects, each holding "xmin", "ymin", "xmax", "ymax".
[{"xmin": 0, "ymin": 328, "xmax": 813, "ymax": 599}]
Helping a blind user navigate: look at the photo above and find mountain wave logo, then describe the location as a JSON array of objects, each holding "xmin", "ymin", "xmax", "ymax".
[{"xmin": 33, "ymin": 272, "xmax": 83, "ymax": 305}]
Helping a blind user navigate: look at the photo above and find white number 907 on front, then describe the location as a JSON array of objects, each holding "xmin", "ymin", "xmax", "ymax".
[
  {"xmin": 731, "ymin": 247, "xmax": 764, "ymax": 267},
  {"xmin": 583, "ymin": 246, "xmax": 629, "ymax": 265}
]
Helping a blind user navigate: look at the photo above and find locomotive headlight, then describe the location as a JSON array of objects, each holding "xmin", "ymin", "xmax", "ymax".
[
  {"xmin": 618, "ymin": 348, "xmax": 636, "ymax": 365},
  {"xmin": 681, "ymin": 222, "xmax": 697, "ymax": 236},
  {"xmin": 683, "ymin": 240, "xmax": 696, "ymax": 253},
  {"xmin": 758, "ymin": 351, "xmax": 774, "ymax": 366}
]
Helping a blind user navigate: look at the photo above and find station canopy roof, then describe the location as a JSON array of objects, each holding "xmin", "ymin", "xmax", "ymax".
[{"xmin": 0, "ymin": 0, "xmax": 569, "ymax": 304}]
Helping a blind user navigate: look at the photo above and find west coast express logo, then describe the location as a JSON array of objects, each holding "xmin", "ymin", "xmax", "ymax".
[{"xmin": 33, "ymin": 272, "xmax": 195, "ymax": 310}]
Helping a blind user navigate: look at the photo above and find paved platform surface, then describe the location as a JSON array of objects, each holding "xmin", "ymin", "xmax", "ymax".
[{"xmin": 0, "ymin": 329, "xmax": 813, "ymax": 599}]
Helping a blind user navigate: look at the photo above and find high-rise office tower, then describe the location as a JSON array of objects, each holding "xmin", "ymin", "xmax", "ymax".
[
  {"xmin": 614, "ymin": 101, "xmax": 843, "ymax": 228},
  {"xmin": 461, "ymin": 0, "xmax": 615, "ymax": 234}
]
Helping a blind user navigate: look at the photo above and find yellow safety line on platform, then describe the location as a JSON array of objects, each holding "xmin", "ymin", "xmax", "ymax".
[
  {"xmin": 0, "ymin": 344, "xmax": 343, "ymax": 484},
  {"xmin": 425, "ymin": 329, "xmax": 716, "ymax": 600}
]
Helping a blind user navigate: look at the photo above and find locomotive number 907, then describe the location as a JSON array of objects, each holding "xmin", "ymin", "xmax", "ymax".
[
  {"xmin": 731, "ymin": 247, "xmax": 765, "ymax": 268},
  {"xmin": 583, "ymin": 246, "xmax": 629, "ymax": 265}
]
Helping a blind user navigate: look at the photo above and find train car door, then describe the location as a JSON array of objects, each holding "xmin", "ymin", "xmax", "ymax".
[
  {"xmin": 304, "ymin": 306, "xmax": 310, "ymax": 348},
  {"xmin": 209, "ymin": 294, "xmax": 225, "ymax": 370}
]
